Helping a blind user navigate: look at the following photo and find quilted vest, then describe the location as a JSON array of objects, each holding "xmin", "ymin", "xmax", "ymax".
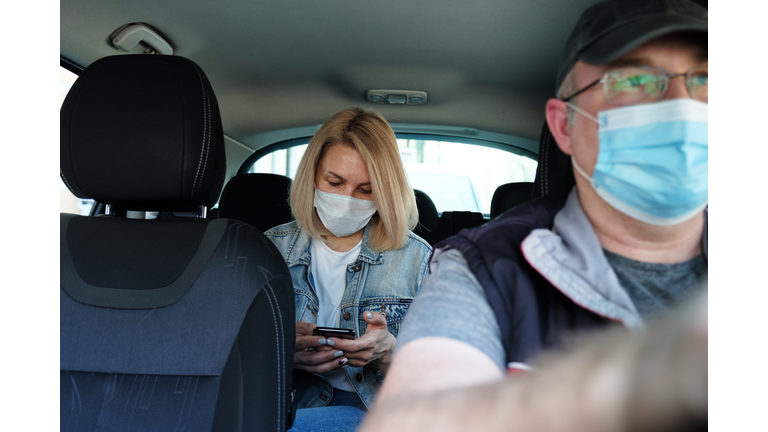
[{"xmin": 437, "ymin": 194, "xmax": 610, "ymax": 365}]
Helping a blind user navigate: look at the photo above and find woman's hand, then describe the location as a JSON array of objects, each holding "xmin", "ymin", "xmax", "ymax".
[
  {"xmin": 330, "ymin": 312, "xmax": 396, "ymax": 372},
  {"xmin": 294, "ymin": 321, "xmax": 349, "ymax": 373}
]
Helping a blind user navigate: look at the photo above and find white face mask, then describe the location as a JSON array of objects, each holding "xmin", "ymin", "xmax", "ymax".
[{"xmin": 313, "ymin": 188, "xmax": 377, "ymax": 237}]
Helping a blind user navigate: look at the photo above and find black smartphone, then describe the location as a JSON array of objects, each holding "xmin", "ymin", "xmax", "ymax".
[{"xmin": 312, "ymin": 327, "xmax": 356, "ymax": 340}]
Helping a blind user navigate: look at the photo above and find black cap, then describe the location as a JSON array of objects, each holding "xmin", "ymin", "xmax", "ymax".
[{"xmin": 555, "ymin": 0, "xmax": 708, "ymax": 95}]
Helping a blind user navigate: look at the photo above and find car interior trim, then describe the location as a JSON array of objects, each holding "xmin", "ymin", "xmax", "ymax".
[
  {"xmin": 237, "ymin": 137, "xmax": 313, "ymax": 175},
  {"xmin": 60, "ymin": 56, "xmax": 84, "ymax": 74},
  {"xmin": 60, "ymin": 215, "xmax": 229, "ymax": 309}
]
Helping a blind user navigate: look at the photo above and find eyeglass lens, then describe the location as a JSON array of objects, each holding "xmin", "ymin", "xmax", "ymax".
[
  {"xmin": 686, "ymin": 67, "xmax": 708, "ymax": 103},
  {"xmin": 603, "ymin": 66, "xmax": 708, "ymax": 105}
]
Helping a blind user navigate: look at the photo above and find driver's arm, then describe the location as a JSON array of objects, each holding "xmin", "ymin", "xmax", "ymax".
[{"xmin": 376, "ymin": 248, "xmax": 507, "ymax": 402}]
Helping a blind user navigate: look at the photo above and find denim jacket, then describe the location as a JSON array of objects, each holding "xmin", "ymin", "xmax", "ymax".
[{"xmin": 264, "ymin": 221, "xmax": 432, "ymax": 409}]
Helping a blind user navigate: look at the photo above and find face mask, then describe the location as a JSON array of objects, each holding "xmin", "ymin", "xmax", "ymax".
[
  {"xmin": 566, "ymin": 98, "xmax": 708, "ymax": 226},
  {"xmin": 313, "ymin": 188, "xmax": 377, "ymax": 237}
]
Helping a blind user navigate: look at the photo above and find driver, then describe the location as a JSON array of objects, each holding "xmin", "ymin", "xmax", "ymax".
[{"xmin": 380, "ymin": 0, "xmax": 708, "ymax": 401}]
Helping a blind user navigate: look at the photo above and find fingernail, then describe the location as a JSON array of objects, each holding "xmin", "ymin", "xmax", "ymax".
[
  {"xmin": 318, "ymin": 338, "xmax": 327, "ymax": 345},
  {"xmin": 326, "ymin": 339, "xmax": 335, "ymax": 346},
  {"xmin": 339, "ymin": 358, "xmax": 348, "ymax": 366},
  {"xmin": 334, "ymin": 350, "xmax": 344, "ymax": 358},
  {"xmin": 366, "ymin": 311, "xmax": 373, "ymax": 319}
]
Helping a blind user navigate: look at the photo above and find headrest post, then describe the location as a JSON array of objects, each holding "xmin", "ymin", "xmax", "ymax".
[
  {"xmin": 198, "ymin": 206, "xmax": 208, "ymax": 219},
  {"xmin": 105, "ymin": 204, "xmax": 114, "ymax": 216}
]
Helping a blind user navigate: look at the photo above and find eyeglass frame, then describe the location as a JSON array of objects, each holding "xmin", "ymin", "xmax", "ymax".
[{"xmin": 560, "ymin": 64, "xmax": 708, "ymax": 104}]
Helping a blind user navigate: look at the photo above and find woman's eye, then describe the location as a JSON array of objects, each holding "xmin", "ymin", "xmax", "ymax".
[
  {"xmin": 360, "ymin": 188, "xmax": 372, "ymax": 194},
  {"xmin": 329, "ymin": 181, "xmax": 341, "ymax": 187}
]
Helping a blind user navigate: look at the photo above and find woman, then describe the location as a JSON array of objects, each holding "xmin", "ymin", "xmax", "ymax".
[{"xmin": 265, "ymin": 107, "xmax": 432, "ymax": 431}]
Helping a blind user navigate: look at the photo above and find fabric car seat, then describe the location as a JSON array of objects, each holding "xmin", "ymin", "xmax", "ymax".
[
  {"xmin": 217, "ymin": 173, "xmax": 293, "ymax": 232},
  {"xmin": 60, "ymin": 55, "xmax": 295, "ymax": 432},
  {"xmin": 490, "ymin": 182, "xmax": 534, "ymax": 218},
  {"xmin": 532, "ymin": 122, "xmax": 575, "ymax": 199},
  {"xmin": 434, "ymin": 211, "xmax": 485, "ymax": 244},
  {"xmin": 412, "ymin": 189, "xmax": 439, "ymax": 245}
]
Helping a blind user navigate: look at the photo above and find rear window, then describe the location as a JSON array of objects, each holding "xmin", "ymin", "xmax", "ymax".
[{"xmin": 248, "ymin": 137, "xmax": 537, "ymax": 215}]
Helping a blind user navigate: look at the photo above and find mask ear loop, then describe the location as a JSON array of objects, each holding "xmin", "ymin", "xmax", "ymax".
[
  {"xmin": 564, "ymin": 102, "xmax": 602, "ymax": 187},
  {"xmin": 571, "ymin": 157, "xmax": 595, "ymax": 185}
]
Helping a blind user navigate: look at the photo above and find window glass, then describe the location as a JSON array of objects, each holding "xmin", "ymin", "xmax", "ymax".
[
  {"xmin": 248, "ymin": 138, "xmax": 537, "ymax": 215},
  {"xmin": 397, "ymin": 139, "xmax": 537, "ymax": 215},
  {"xmin": 249, "ymin": 144, "xmax": 308, "ymax": 178},
  {"xmin": 60, "ymin": 65, "xmax": 95, "ymax": 215}
]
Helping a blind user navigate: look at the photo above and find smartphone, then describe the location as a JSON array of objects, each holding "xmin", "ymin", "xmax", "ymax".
[{"xmin": 313, "ymin": 327, "xmax": 356, "ymax": 340}]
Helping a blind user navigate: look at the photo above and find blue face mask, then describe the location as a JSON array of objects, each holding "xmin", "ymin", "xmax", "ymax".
[{"xmin": 566, "ymin": 98, "xmax": 708, "ymax": 226}]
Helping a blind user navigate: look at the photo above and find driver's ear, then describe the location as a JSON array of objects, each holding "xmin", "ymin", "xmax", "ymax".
[{"xmin": 545, "ymin": 98, "xmax": 573, "ymax": 156}]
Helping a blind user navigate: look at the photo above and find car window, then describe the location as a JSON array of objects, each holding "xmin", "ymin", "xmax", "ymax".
[
  {"xmin": 60, "ymin": 65, "xmax": 95, "ymax": 216},
  {"xmin": 249, "ymin": 143, "xmax": 309, "ymax": 179},
  {"xmin": 247, "ymin": 138, "xmax": 537, "ymax": 215}
]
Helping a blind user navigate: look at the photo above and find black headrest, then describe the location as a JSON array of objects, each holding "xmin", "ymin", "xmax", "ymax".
[
  {"xmin": 413, "ymin": 189, "xmax": 439, "ymax": 244},
  {"xmin": 217, "ymin": 173, "xmax": 293, "ymax": 232},
  {"xmin": 532, "ymin": 122, "xmax": 575, "ymax": 199},
  {"xmin": 490, "ymin": 182, "xmax": 534, "ymax": 218},
  {"xmin": 60, "ymin": 55, "xmax": 226, "ymax": 211}
]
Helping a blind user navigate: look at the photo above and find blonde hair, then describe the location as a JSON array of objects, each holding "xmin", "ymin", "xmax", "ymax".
[{"xmin": 290, "ymin": 107, "xmax": 418, "ymax": 251}]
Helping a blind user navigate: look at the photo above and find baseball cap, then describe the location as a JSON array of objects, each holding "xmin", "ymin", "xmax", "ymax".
[{"xmin": 555, "ymin": 0, "xmax": 708, "ymax": 94}]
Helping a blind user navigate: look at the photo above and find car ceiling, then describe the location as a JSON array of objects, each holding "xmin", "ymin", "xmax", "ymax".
[{"xmin": 61, "ymin": 0, "xmax": 607, "ymax": 155}]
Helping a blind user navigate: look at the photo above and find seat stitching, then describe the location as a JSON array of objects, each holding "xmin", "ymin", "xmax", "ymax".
[
  {"xmin": 60, "ymin": 169, "xmax": 77, "ymax": 196},
  {"xmin": 263, "ymin": 283, "xmax": 283, "ymax": 431},
  {"xmin": 191, "ymin": 64, "xmax": 210, "ymax": 199},
  {"xmin": 540, "ymin": 129, "xmax": 546, "ymax": 196},
  {"xmin": 266, "ymin": 283, "xmax": 285, "ymax": 431},
  {"xmin": 546, "ymin": 131, "xmax": 552, "ymax": 195},
  {"xmin": 199, "ymin": 65, "xmax": 212, "ymax": 198},
  {"xmin": 540, "ymin": 134, "xmax": 545, "ymax": 196}
]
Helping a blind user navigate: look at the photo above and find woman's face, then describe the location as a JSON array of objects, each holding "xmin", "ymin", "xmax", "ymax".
[{"xmin": 315, "ymin": 144, "xmax": 374, "ymax": 201}]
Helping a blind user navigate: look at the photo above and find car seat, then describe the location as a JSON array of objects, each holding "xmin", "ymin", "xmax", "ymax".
[
  {"xmin": 434, "ymin": 210, "xmax": 485, "ymax": 244},
  {"xmin": 490, "ymin": 182, "xmax": 534, "ymax": 218},
  {"xmin": 217, "ymin": 173, "xmax": 293, "ymax": 232},
  {"xmin": 412, "ymin": 189, "xmax": 439, "ymax": 245},
  {"xmin": 532, "ymin": 122, "xmax": 575, "ymax": 199},
  {"xmin": 60, "ymin": 55, "xmax": 296, "ymax": 432}
]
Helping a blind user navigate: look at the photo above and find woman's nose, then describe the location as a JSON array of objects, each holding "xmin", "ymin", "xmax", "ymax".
[{"xmin": 341, "ymin": 186, "xmax": 356, "ymax": 197}]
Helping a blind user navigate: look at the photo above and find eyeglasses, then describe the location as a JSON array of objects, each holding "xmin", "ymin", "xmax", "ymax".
[{"xmin": 561, "ymin": 65, "xmax": 708, "ymax": 105}]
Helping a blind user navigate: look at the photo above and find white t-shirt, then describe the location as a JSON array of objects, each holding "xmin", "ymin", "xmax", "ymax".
[{"xmin": 310, "ymin": 238, "xmax": 362, "ymax": 392}]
